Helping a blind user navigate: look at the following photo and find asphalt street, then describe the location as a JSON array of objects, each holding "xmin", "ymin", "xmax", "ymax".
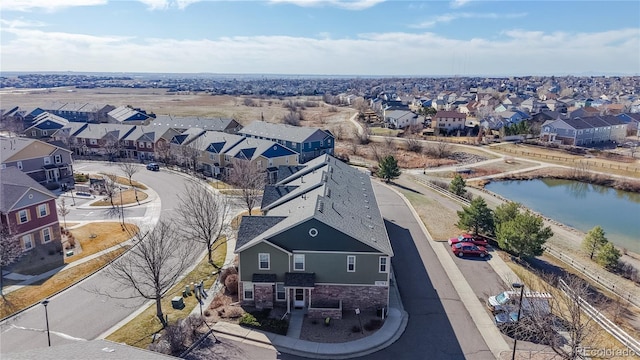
[{"xmin": 0, "ymin": 162, "xmax": 193, "ymax": 353}]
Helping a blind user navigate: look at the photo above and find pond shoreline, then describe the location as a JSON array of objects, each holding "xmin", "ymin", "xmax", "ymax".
[{"xmin": 476, "ymin": 167, "xmax": 640, "ymax": 194}]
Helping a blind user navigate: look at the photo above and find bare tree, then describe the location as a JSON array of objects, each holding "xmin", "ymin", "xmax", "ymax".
[
  {"xmin": 513, "ymin": 274, "xmax": 601, "ymax": 359},
  {"xmin": 155, "ymin": 141, "xmax": 174, "ymax": 165},
  {"xmin": 57, "ymin": 198, "xmax": 71, "ymax": 230},
  {"xmin": 177, "ymin": 181, "xmax": 231, "ymax": 267},
  {"xmin": 105, "ymin": 220, "xmax": 197, "ymax": 327},
  {"xmin": 225, "ymin": 159, "xmax": 266, "ymax": 216},
  {"xmin": 405, "ymin": 136, "xmax": 423, "ymax": 153},
  {"xmin": 332, "ymin": 124, "xmax": 345, "ymax": 140},
  {"xmin": 102, "ymin": 173, "xmax": 120, "ymax": 209},
  {"xmin": 0, "ymin": 223, "xmax": 23, "ymax": 297},
  {"xmin": 119, "ymin": 160, "xmax": 140, "ymax": 204}
]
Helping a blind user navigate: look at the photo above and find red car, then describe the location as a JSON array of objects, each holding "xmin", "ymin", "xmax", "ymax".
[
  {"xmin": 448, "ymin": 233, "xmax": 489, "ymax": 247},
  {"xmin": 451, "ymin": 242, "xmax": 489, "ymax": 258}
]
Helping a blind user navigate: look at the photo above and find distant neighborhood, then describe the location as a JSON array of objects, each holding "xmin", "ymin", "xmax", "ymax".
[{"xmin": 1, "ymin": 73, "xmax": 639, "ymax": 273}]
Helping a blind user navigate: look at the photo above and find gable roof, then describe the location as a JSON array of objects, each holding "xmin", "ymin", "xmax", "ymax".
[
  {"xmin": 239, "ymin": 121, "xmax": 331, "ymax": 143},
  {"xmin": 151, "ymin": 115, "xmax": 238, "ymax": 132},
  {"xmin": 0, "ymin": 166, "xmax": 56, "ymax": 213},
  {"xmin": 226, "ymin": 137, "xmax": 298, "ymax": 160},
  {"xmin": 108, "ymin": 106, "xmax": 151, "ymax": 123},
  {"xmin": 235, "ymin": 155, "xmax": 393, "ymax": 256},
  {"xmin": 0, "ymin": 136, "xmax": 70, "ymax": 163}
]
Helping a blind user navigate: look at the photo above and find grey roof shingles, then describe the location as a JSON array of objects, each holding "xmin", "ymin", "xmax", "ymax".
[
  {"xmin": 1, "ymin": 167, "xmax": 56, "ymax": 213},
  {"xmin": 235, "ymin": 216, "xmax": 287, "ymax": 250},
  {"xmin": 236, "ymin": 155, "xmax": 393, "ymax": 256},
  {"xmin": 239, "ymin": 121, "xmax": 327, "ymax": 143}
]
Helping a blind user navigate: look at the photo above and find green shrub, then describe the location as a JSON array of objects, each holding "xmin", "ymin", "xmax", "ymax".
[{"xmin": 239, "ymin": 313, "xmax": 260, "ymax": 327}]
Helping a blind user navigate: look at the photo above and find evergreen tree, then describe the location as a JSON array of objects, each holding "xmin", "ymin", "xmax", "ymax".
[
  {"xmin": 449, "ymin": 174, "xmax": 466, "ymax": 197},
  {"xmin": 495, "ymin": 210, "xmax": 553, "ymax": 258},
  {"xmin": 582, "ymin": 226, "xmax": 608, "ymax": 260},
  {"xmin": 377, "ymin": 155, "xmax": 401, "ymax": 183},
  {"xmin": 596, "ymin": 242, "xmax": 621, "ymax": 271},
  {"xmin": 456, "ymin": 197, "xmax": 494, "ymax": 235}
]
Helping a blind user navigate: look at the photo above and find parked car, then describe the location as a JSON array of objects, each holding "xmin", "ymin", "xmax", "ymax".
[
  {"xmin": 448, "ymin": 233, "xmax": 489, "ymax": 247},
  {"xmin": 146, "ymin": 162, "xmax": 159, "ymax": 171},
  {"xmin": 487, "ymin": 290, "xmax": 552, "ymax": 314},
  {"xmin": 451, "ymin": 243, "xmax": 488, "ymax": 258}
]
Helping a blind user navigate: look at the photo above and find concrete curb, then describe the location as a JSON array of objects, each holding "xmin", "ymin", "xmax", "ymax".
[{"xmin": 380, "ymin": 180, "xmax": 511, "ymax": 359}]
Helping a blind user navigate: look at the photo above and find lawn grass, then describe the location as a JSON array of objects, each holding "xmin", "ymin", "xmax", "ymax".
[
  {"xmin": 90, "ymin": 189, "xmax": 149, "ymax": 206},
  {"xmin": 104, "ymin": 174, "xmax": 149, "ymax": 190},
  {"xmin": 105, "ymin": 238, "xmax": 227, "ymax": 349},
  {"xmin": 66, "ymin": 222, "xmax": 138, "ymax": 263},
  {"xmin": 0, "ymin": 248, "xmax": 127, "ymax": 319},
  {"xmin": 396, "ymin": 184, "xmax": 461, "ymax": 241}
]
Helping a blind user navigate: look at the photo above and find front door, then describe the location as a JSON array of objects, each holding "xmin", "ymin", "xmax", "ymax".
[{"xmin": 294, "ymin": 288, "xmax": 305, "ymax": 309}]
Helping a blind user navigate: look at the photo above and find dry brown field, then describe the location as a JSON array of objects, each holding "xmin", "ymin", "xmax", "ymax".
[{"xmin": 0, "ymin": 87, "xmax": 356, "ymax": 129}]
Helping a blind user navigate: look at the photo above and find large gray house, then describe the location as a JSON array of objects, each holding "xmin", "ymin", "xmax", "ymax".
[
  {"xmin": 540, "ymin": 115, "xmax": 627, "ymax": 146},
  {"xmin": 239, "ymin": 121, "xmax": 334, "ymax": 163},
  {"xmin": 235, "ymin": 155, "xmax": 393, "ymax": 318}
]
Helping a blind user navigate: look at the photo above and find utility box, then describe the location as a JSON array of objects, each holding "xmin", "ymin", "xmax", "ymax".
[{"xmin": 171, "ymin": 296, "xmax": 185, "ymax": 310}]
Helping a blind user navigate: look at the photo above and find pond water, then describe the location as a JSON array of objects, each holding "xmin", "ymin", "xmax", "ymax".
[{"xmin": 485, "ymin": 178, "xmax": 640, "ymax": 254}]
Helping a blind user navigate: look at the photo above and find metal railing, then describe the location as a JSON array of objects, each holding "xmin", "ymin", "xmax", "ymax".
[
  {"xmin": 559, "ymin": 279, "xmax": 640, "ymax": 354},
  {"xmin": 547, "ymin": 247, "xmax": 640, "ymax": 308}
]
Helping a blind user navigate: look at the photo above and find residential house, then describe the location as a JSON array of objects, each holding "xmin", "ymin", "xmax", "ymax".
[
  {"xmin": 235, "ymin": 155, "xmax": 393, "ymax": 316},
  {"xmin": 224, "ymin": 137, "xmax": 299, "ymax": 183},
  {"xmin": 616, "ymin": 113, "xmax": 640, "ymax": 134},
  {"xmin": 1, "ymin": 166, "xmax": 63, "ymax": 273},
  {"xmin": 239, "ymin": 121, "xmax": 334, "ymax": 163},
  {"xmin": 43, "ymin": 102, "xmax": 115, "ymax": 123},
  {"xmin": 433, "ymin": 111, "xmax": 467, "ymax": 132},
  {"xmin": 152, "ymin": 115, "xmax": 242, "ymax": 134},
  {"xmin": 569, "ymin": 107, "xmax": 600, "ymax": 119},
  {"xmin": 496, "ymin": 111, "xmax": 530, "ymax": 125},
  {"xmin": 107, "ymin": 106, "xmax": 152, "ymax": 125},
  {"xmin": 1, "ymin": 136, "xmax": 74, "ymax": 187},
  {"xmin": 24, "ymin": 112, "xmax": 69, "ymax": 141},
  {"xmin": 177, "ymin": 130, "xmax": 244, "ymax": 177},
  {"xmin": 458, "ymin": 100, "xmax": 480, "ymax": 117},
  {"xmin": 540, "ymin": 115, "xmax": 627, "ymax": 146},
  {"xmin": 384, "ymin": 110, "xmax": 420, "ymax": 129},
  {"xmin": 68, "ymin": 123, "xmax": 136, "ymax": 158}
]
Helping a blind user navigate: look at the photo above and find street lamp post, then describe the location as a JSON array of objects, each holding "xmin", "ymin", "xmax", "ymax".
[
  {"xmin": 511, "ymin": 283, "xmax": 525, "ymax": 360},
  {"xmin": 41, "ymin": 299, "xmax": 51, "ymax": 347}
]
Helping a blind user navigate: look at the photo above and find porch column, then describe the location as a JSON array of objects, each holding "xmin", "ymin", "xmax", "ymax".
[
  {"xmin": 307, "ymin": 289, "xmax": 312, "ymax": 309},
  {"xmin": 286, "ymin": 288, "xmax": 291, "ymax": 314}
]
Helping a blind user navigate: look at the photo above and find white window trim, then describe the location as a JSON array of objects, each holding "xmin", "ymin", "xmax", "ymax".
[
  {"xmin": 347, "ymin": 255, "xmax": 356, "ymax": 272},
  {"xmin": 258, "ymin": 253, "xmax": 270, "ymax": 270},
  {"xmin": 379, "ymin": 256, "xmax": 388, "ymax": 273},
  {"xmin": 42, "ymin": 228, "xmax": 51, "ymax": 243},
  {"xmin": 54, "ymin": 154, "xmax": 62, "ymax": 164},
  {"xmin": 243, "ymin": 282, "xmax": 254, "ymax": 300},
  {"xmin": 89, "ymin": 139, "xmax": 97, "ymax": 145},
  {"xmin": 22, "ymin": 234, "xmax": 34, "ymax": 251},
  {"xmin": 276, "ymin": 283, "xmax": 286, "ymax": 301},
  {"xmin": 293, "ymin": 254, "xmax": 305, "ymax": 271},
  {"xmin": 17, "ymin": 161, "xmax": 23, "ymax": 170},
  {"xmin": 38, "ymin": 204, "xmax": 48, "ymax": 217},
  {"xmin": 18, "ymin": 209, "xmax": 29, "ymax": 224}
]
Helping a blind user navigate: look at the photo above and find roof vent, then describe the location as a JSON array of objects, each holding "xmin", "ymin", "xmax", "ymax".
[
  {"xmin": 317, "ymin": 201, "xmax": 324, "ymax": 213},
  {"xmin": 326, "ymin": 188, "xmax": 331, "ymax": 198}
]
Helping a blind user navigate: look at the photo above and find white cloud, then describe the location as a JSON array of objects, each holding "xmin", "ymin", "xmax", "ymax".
[
  {"xmin": 1, "ymin": 25, "xmax": 638, "ymax": 76},
  {"xmin": 450, "ymin": 0, "xmax": 472, "ymax": 8},
  {"xmin": 0, "ymin": 0, "xmax": 107, "ymax": 12},
  {"xmin": 413, "ymin": 12, "xmax": 527, "ymax": 28},
  {"xmin": 268, "ymin": 0, "xmax": 385, "ymax": 10},
  {"xmin": 135, "ymin": 0, "xmax": 201, "ymax": 10}
]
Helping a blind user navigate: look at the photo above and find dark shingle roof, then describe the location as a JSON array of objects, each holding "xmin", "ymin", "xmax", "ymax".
[
  {"xmin": 235, "ymin": 216, "xmax": 287, "ymax": 251},
  {"xmin": 261, "ymin": 185, "xmax": 299, "ymax": 209},
  {"xmin": 284, "ymin": 272, "xmax": 315, "ymax": 287},
  {"xmin": 276, "ymin": 165, "xmax": 305, "ymax": 183}
]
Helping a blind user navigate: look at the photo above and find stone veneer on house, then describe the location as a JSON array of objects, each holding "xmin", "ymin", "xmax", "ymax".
[
  {"xmin": 312, "ymin": 285, "xmax": 388, "ymax": 312},
  {"xmin": 254, "ymin": 284, "xmax": 274, "ymax": 310}
]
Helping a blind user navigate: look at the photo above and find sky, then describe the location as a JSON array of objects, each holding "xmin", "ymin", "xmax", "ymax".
[{"xmin": 1, "ymin": 0, "xmax": 639, "ymax": 76}]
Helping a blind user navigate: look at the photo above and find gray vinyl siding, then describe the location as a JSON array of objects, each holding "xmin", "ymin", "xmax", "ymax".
[
  {"xmin": 301, "ymin": 252, "xmax": 387, "ymax": 284},
  {"xmin": 239, "ymin": 242, "xmax": 289, "ymax": 282}
]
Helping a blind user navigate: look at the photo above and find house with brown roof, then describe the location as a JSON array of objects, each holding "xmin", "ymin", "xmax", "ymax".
[{"xmin": 433, "ymin": 111, "xmax": 467, "ymax": 132}]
